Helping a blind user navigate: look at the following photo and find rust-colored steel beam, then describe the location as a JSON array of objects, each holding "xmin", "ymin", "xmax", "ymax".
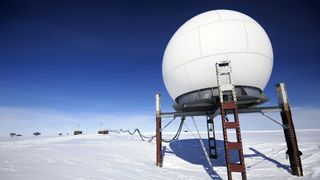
[
  {"xmin": 276, "ymin": 83, "xmax": 303, "ymax": 176},
  {"xmin": 220, "ymin": 102, "xmax": 247, "ymax": 180},
  {"xmin": 156, "ymin": 94, "xmax": 163, "ymax": 167}
]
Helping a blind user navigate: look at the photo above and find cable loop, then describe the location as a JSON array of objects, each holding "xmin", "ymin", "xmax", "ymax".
[{"xmin": 111, "ymin": 117, "xmax": 184, "ymax": 143}]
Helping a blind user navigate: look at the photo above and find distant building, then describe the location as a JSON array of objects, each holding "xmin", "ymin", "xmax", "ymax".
[
  {"xmin": 74, "ymin": 130, "xmax": 82, "ymax": 135},
  {"xmin": 33, "ymin": 132, "xmax": 41, "ymax": 136},
  {"xmin": 98, "ymin": 130, "xmax": 109, "ymax": 135}
]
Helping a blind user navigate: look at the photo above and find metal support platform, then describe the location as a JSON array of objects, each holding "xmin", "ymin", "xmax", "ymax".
[
  {"xmin": 160, "ymin": 106, "xmax": 281, "ymax": 119},
  {"xmin": 154, "ymin": 67, "xmax": 303, "ymax": 179}
]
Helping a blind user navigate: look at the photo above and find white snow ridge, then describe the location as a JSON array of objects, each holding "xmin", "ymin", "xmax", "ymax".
[{"xmin": 0, "ymin": 129, "xmax": 319, "ymax": 180}]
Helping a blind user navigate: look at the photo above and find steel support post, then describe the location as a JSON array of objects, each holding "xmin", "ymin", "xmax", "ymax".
[
  {"xmin": 156, "ymin": 94, "xmax": 162, "ymax": 167},
  {"xmin": 276, "ymin": 83, "xmax": 303, "ymax": 176}
]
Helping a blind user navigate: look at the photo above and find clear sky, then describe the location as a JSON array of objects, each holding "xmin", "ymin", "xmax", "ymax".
[{"xmin": 0, "ymin": 0, "xmax": 320, "ymax": 136}]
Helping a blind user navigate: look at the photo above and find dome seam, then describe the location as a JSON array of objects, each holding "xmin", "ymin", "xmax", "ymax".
[
  {"xmin": 163, "ymin": 51, "xmax": 272, "ymax": 78},
  {"xmin": 172, "ymin": 19, "xmax": 258, "ymax": 41},
  {"xmin": 242, "ymin": 22, "xmax": 249, "ymax": 52},
  {"xmin": 184, "ymin": 65, "xmax": 194, "ymax": 90},
  {"xmin": 215, "ymin": 11, "xmax": 221, "ymax": 21},
  {"xmin": 198, "ymin": 27, "xmax": 203, "ymax": 57}
]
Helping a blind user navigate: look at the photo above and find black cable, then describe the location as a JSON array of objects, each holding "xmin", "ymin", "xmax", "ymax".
[
  {"xmin": 261, "ymin": 112, "xmax": 286, "ymax": 129},
  {"xmin": 114, "ymin": 128, "xmax": 153, "ymax": 141},
  {"xmin": 162, "ymin": 118, "xmax": 184, "ymax": 143},
  {"xmin": 162, "ymin": 117, "xmax": 176, "ymax": 131},
  {"xmin": 111, "ymin": 117, "xmax": 184, "ymax": 143}
]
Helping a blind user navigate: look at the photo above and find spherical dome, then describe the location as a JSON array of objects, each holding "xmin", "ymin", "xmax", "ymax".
[{"xmin": 162, "ymin": 10, "xmax": 273, "ymax": 102}]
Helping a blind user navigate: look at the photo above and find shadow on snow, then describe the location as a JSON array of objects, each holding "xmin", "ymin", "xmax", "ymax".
[{"xmin": 165, "ymin": 138, "xmax": 290, "ymax": 180}]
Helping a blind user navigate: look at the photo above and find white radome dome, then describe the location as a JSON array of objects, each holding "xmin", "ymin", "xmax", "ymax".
[{"xmin": 162, "ymin": 10, "xmax": 273, "ymax": 101}]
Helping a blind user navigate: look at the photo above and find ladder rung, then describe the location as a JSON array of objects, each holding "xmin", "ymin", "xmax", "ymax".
[
  {"xmin": 226, "ymin": 142, "xmax": 241, "ymax": 150},
  {"xmin": 210, "ymin": 146, "xmax": 216, "ymax": 149},
  {"xmin": 222, "ymin": 102, "xmax": 237, "ymax": 109},
  {"xmin": 229, "ymin": 164, "xmax": 245, "ymax": 172},
  {"xmin": 224, "ymin": 122, "xmax": 238, "ymax": 129},
  {"xmin": 219, "ymin": 84, "xmax": 233, "ymax": 91}
]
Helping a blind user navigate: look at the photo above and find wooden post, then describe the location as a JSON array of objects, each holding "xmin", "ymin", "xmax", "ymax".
[
  {"xmin": 156, "ymin": 94, "xmax": 162, "ymax": 167},
  {"xmin": 276, "ymin": 83, "xmax": 303, "ymax": 176}
]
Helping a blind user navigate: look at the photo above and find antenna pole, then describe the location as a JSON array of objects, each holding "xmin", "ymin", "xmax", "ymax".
[
  {"xmin": 155, "ymin": 93, "xmax": 163, "ymax": 167},
  {"xmin": 276, "ymin": 83, "xmax": 303, "ymax": 176}
]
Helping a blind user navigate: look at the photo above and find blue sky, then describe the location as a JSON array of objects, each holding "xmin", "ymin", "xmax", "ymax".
[{"xmin": 0, "ymin": 0, "xmax": 320, "ymax": 136}]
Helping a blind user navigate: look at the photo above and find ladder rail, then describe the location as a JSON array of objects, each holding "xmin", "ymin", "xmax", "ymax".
[
  {"xmin": 216, "ymin": 61, "xmax": 247, "ymax": 180},
  {"xmin": 207, "ymin": 116, "xmax": 218, "ymax": 158}
]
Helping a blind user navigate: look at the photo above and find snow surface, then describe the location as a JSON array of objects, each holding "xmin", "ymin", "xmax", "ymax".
[{"xmin": 0, "ymin": 129, "xmax": 319, "ymax": 180}]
